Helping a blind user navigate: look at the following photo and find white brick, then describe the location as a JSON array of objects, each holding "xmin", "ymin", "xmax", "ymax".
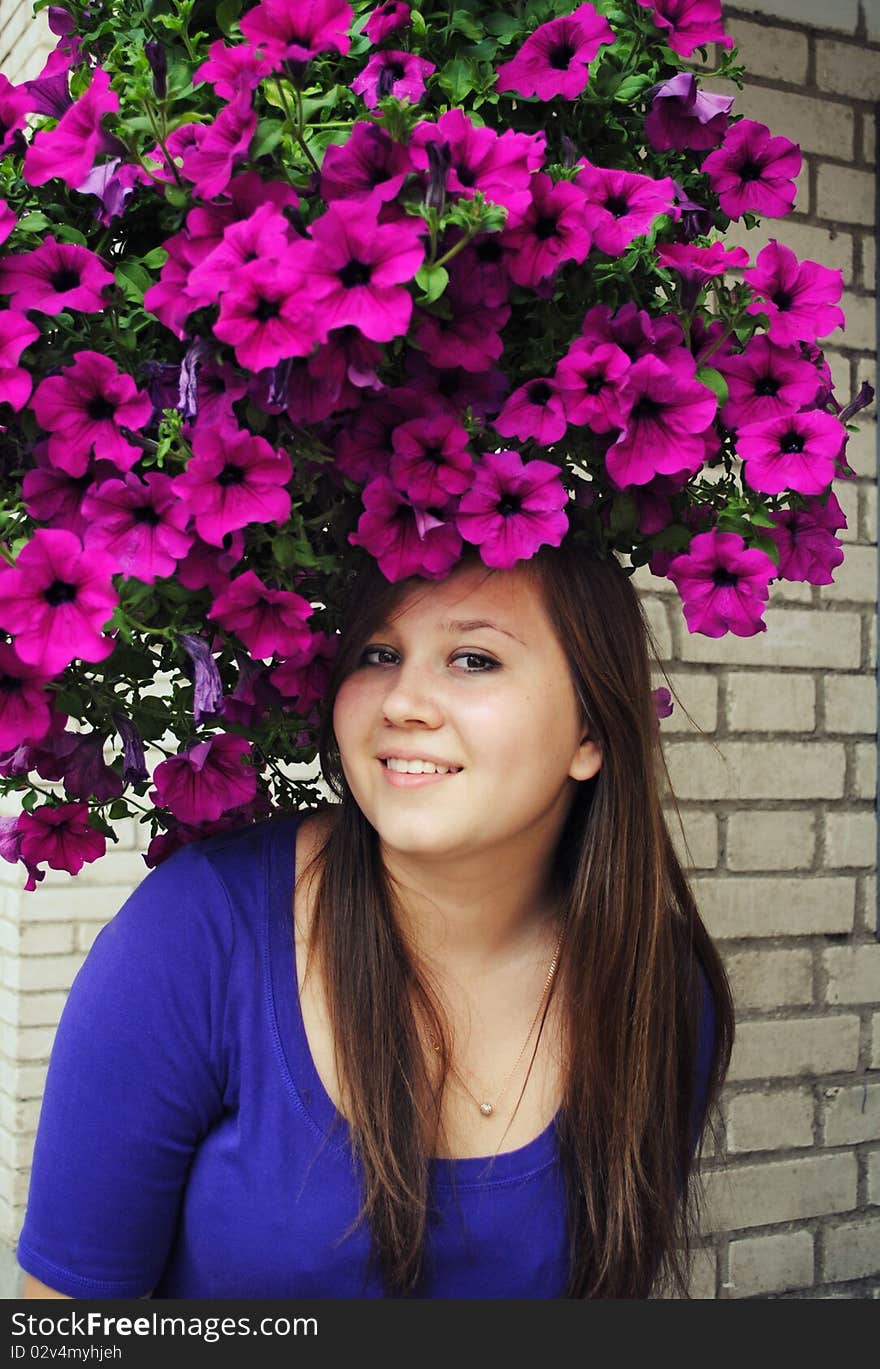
[
  {"xmin": 817, "ymin": 39, "xmax": 880, "ymax": 101},
  {"xmin": 843, "ymin": 421, "xmax": 876, "ymax": 480},
  {"xmin": 16, "ymin": 992, "xmax": 67, "ymax": 1028},
  {"xmin": 868, "ymin": 1149, "xmax": 880, "ymax": 1205},
  {"xmin": 678, "ymin": 610, "xmax": 861, "ymax": 670},
  {"xmin": 834, "ymin": 481, "xmax": 859, "ymax": 544},
  {"xmin": 727, "ymin": 673, "xmax": 815, "ymax": 732},
  {"xmin": 723, "ymin": 218, "xmax": 853, "ymax": 286},
  {"xmin": 824, "ymin": 811, "xmax": 877, "ymax": 868},
  {"xmin": 653, "ymin": 671, "xmax": 718, "ymax": 734},
  {"xmin": 862, "ymin": 485, "xmax": 877, "ymax": 545},
  {"xmin": 824, "ymin": 674, "xmax": 877, "ymax": 734},
  {"xmin": 666, "ymin": 742, "xmax": 844, "ymax": 802},
  {"xmin": 694, "ymin": 876, "xmax": 855, "ymax": 938},
  {"xmin": 1, "ymin": 953, "xmax": 84, "ymax": 994},
  {"xmin": 725, "ymin": 17, "xmax": 808, "ymax": 83},
  {"xmin": 685, "ymin": 1245, "xmax": 716, "ymax": 1299},
  {"xmin": 702, "ymin": 1153, "xmax": 857, "ymax": 1232},
  {"xmin": 822, "ymin": 1083, "xmax": 880, "ymax": 1146},
  {"xmin": 728, "ymin": 1016, "xmax": 860, "ymax": 1081},
  {"xmin": 716, "ymin": 82, "xmax": 855, "ymax": 160},
  {"xmin": 726, "ymin": 810, "xmax": 815, "ymax": 871},
  {"xmin": 872, "ymin": 1012, "xmax": 880, "ymax": 1069},
  {"xmin": 855, "ymin": 744, "xmax": 876, "ymax": 801},
  {"xmin": 862, "ymin": 234, "xmax": 875, "ymax": 292},
  {"xmin": 817, "ymin": 168, "xmax": 876, "ymax": 230},
  {"xmin": 18, "ymin": 924, "xmax": 75, "ymax": 956},
  {"xmin": 665, "ymin": 808, "xmax": 718, "ymax": 871},
  {"xmin": 723, "ymin": 948, "xmax": 813, "ymax": 1011},
  {"xmin": 823, "ymin": 946, "xmax": 880, "ymax": 1004},
  {"xmin": 728, "ymin": 1230, "xmax": 814, "ymax": 1298},
  {"xmin": 14, "ymin": 1064, "xmax": 48, "ymax": 1100},
  {"xmin": 823, "ymin": 1217, "xmax": 880, "ymax": 1282},
  {"xmin": 6, "ymin": 885, "xmax": 137, "ymax": 924},
  {"xmin": 641, "ymin": 596, "xmax": 673, "ymax": 663},
  {"xmin": 726, "ymin": 1088, "xmax": 814, "ymax": 1152},
  {"xmin": 819, "ymin": 545, "xmax": 877, "ymax": 604}
]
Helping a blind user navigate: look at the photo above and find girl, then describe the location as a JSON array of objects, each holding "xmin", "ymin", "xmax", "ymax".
[{"xmin": 18, "ymin": 535, "xmax": 733, "ymax": 1299}]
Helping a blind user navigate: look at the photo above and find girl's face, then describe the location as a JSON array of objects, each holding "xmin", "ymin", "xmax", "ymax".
[{"xmin": 332, "ymin": 561, "xmax": 602, "ymax": 864}]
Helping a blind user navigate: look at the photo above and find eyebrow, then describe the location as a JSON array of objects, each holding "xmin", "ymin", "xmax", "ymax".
[{"xmin": 438, "ymin": 618, "xmax": 526, "ymax": 645}]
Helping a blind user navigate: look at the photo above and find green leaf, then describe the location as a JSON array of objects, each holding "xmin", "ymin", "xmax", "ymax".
[
  {"xmin": 115, "ymin": 262, "xmax": 152, "ymax": 304},
  {"xmin": 750, "ymin": 533, "xmax": 780, "ymax": 566},
  {"xmin": 108, "ymin": 799, "xmax": 130, "ymax": 820},
  {"xmin": 141, "ymin": 246, "xmax": 168, "ymax": 270},
  {"xmin": 251, "ymin": 118, "xmax": 285, "ymax": 159},
  {"xmin": 748, "ymin": 507, "xmax": 779, "ymax": 529},
  {"xmin": 613, "ymin": 73, "xmax": 655, "ymax": 103},
  {"xmin": 609, "ymin": 493, "xmax": 639, "ymax": 535},
  {"xmin": 415, "ymin": 263, "xmax": 449, "ymax": 304},
  {"xmin": 696, "ymin": 366, "xmax": 729, "ymax": 407},
  {"xmin": 216, "ymin": 0, "xmax": 244, "ymax": 38},
  {"xmin": 52, "ymin": 224, "xmax": 88, "ymax": 246},
  {"xmin": 16, "ymin": 211, "xmax": 51, "ymax": 232}
]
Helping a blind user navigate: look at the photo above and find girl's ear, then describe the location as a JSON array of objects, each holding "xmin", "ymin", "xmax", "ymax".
[{"xmin": 570, "ymin": 733, "xmax": 602, "ymax": 782}]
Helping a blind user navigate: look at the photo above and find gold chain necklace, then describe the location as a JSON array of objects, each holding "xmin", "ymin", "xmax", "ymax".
[{"xmin": 427, "ymin": 918, "xmax": 565, "ymax": 1119}]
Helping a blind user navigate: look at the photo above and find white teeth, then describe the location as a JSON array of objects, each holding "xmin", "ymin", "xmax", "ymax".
[{"xmin": 384, "ymin": 758, "xmax": 461, "ymax": 775}]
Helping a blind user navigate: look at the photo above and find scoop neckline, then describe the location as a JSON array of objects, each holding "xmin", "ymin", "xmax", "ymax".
[{"xmin": 266, "ymin": 809, "xmax": 559, "ymax": 1187}]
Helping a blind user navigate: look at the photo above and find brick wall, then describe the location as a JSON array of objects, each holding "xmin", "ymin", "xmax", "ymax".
[{"xmin": 0, "ymin": 2, "xmax": 877, "ymax": 1301}]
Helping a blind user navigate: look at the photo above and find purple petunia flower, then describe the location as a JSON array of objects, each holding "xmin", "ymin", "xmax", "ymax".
[
  {"xmin": 305, "ymin": 201, "xmax": 425, "ymax": 343},
  {"xmin": 575, "ymin": 161, "xmax": 676, "ymax": 256},
  {"xmin": 494, "ymin": 3, "xmax": 615, "ymax": 101},
  {"xmin": 351, "ymin": 50, "xmax": 435, "ymax": 109},
  {"xmin": 171, "ymin": 422, "xmax": 292, "ymax": 547},
  {"xmin": 606, "ymin": 353, "xmax": 717, "ymax": 486},
  {"xmin": 0, "ymin": 642, "xmax": 54, "ymax": 751},
  {"xmin": 180, "ymin": 91, "xmax": 258, "ymax": 202},
  {"xmin": 207, "ymin": 571, "xmax": 314, "ymax": 661},
  {"xmin": 636, "ymin": 0, "xmax": 733, "ymax": 58},
  {"xmin": 112, "ymin": 710, "xmax": 150, "ymax": 785},
  {"xmin": 666, "ymin": 530, "xmax": 775, "ymax": 639},
  {"xmin": 554, "ymin": 341, "xmax": 632, "ymax": 433},
  {"xmin": 17, "ymin": 802, "xmax": 106, "ymax": 889},
  {"xmin": 319, "ymin": 120, "xmax": 413, "ymax": 205},
  {"xmin": 743, "ymin": 240, "xmax": 845, "ymax": 346},
  {"xmin": 81, "ymin": 471, "xmax": 194, "ymax": 581},
  {"xmin": 0, "ymin": 311, "xmax": 40, "ymax": 412},
  {"xmin": 492, "ymin": 377, "xmax": 568, "ymax": 446},
  {"xmin": 503, "ymin": 172, "xmax": 593, "ymax": 287},
  {"xmin": 193, "ymin": 38, "xmax": 273, "ymax": 100},
  {"xmin": 409, "ymin": 108, "xmax": 545, "ymax": 231},
  {"xmin": 212, "ymin": 247, "xmax": 320, "ymax": 372},
  {"xmin": 0, "ymin": 236, "xmax": 114, "ymax": 315},
  {"xmin": 717, "ymin": 334, "xmax": 821, "ymax": 429},
  {"xmin": 0, "ymin": 528, "xmax": 118, "ymax": 675},
  {"xmin": 30, "ymin": 350, "xmax": 153, "ymax": 477},
  {"xmin": 455, "ymin": 449, "xmax": 569, "ymax": 570},
  {"xmin": 240, "ymin": 0, "xmax": 353, "ymax": 71},
  {"xmin": 702, "ymin": 119, "xmax": 801, "ymax": 220},
  {"xmin": 736, "ymin": 409, "xmax": 847, "ymax": 496},
  {"xmin": 22, "ymin": 66, "xmax": 122, "ymax": 190},
  {"xmin": 179, "ymin": 634, "xmax": 225, "ymax": 725},
  {"xmin": 0, "ymin": 74, "xmax": 30, "ymax": 156},
  {"xmin": 388, "ymin": 414, "xmax": 474, "ymax": 505},
  {"xmin": 150, "ymin": 733, "xmax": 258, "ymax": 825},
  {"xmin": 645, "ymin": 72, "xmax": 732, "ymax": 152},
  {"xmin": 348, "ymin": 477, "xmax": 463, "ymax": 582},
  {"xmin": 766, "ymin": 490, "xmax": 847, "ymax": 586},
  {"xmin": 364, "ymin": 2, "xmax": 411, "ymax": 44}
]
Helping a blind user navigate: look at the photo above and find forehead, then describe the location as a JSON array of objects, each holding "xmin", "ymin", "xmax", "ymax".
[{"xmin": 381, "ymin": 563, "xmax": 549, "ymax": 639}]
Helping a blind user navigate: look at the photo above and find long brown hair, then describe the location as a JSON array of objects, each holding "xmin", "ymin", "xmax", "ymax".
[{"xmin": 296, "ymin": 534, "xmax": 734, "ymax": 1298}]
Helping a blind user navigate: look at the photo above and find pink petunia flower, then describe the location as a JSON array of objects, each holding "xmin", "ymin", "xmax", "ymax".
[
  {"xmin": 736, "ymin": 409, "xmax": 846, "ymax": 496},
  {"xmin": 503, "ymin": 172, "xmax": 592, "ymax": 287},
  {"xmin": 180, "ymin": 91, "xmax": 257, "ymax": 201},
  {"xmin": 30, "ymin": 350, "xmax": 153, "ymax": 476},
  {"xmin": 657, "ymin": 240, "xmax": 749, "ymax": 284},
  {"xmin": 645, "ymin": 72, "xmax": 732, "ymax": 152},
  {"xmin": 455, "ymin": 449, "xmax": 569, "ymax": 569},
  {"xmin": 702, "ymin": 119, "xmax": 801, "ymax": 220},
  {"xmin": 240, "ymin": 0, "xmax": 353, "ymax": 69},
  {"xmin": 23, "ymin": 65, "xmax": 121, "ymax": 190},
  {"xmin": 212, "ymin": 249, "xmax": 321, "ymax": 372},
  {"xmin": 351, "ymin": 50, "xmax": 434, "ymax": 109},
  {"xmin": 150, "ymin": 733, "xmax": 258, "ymax": 825},
  {"xmin": 0, "ymin": 236, "xmax": 114, "ymax": 314},
  {"xmin": 348, "ymin": 477, "xmax": 463, "ymax": 581},
  {"xmin": 0, "ymin": 528, "xmax": 118, "ymax": 675},
  {"xmin": 186, "ymin": 202, "xmax": 295, "ymax": 309},
  {"xmin": 666, "ymin": 530, "xmax": 775, "ymax": 639},
  {"xmin": 305, "ymin": 202, "xmax": 425, "ymax": 343},
  {"xmin": 766, "ymin": 489, "xmax": 846, "ymax": 586},
  {"xmin": 409, "ymin": 108, "xmax": 545, "ymax": 231},
  {"xmin": 388, "ymin": 414, "xmax": 474, "ymax": 504},
  {"xmin": 636, "ymin": 0, "xmax": 733, "ymax": 58},
  {"xmin": 743, "ymin": 240, "xmax": 845, "ymax": 346},
  {"xmin": 411, "ymin": 274, "xmax": 510, "ymax": 371},
  {"xmin": 207, "ymin": 570, "xmax": 313, "ymax": 660},
  {"xmin": 581, "ymin": 300, "xmax": 684, "ymax": 361},
  {"xmin": 0, "ymin": 311, "xmax": 40, "ymax": 411},
  {"xmin": 0, "ymin": 74, "xmax": 31, "ymax": 156},
  {"xmin": 494, "ymin": 3, "xmax": 615, "ymax": 101},
  {"xmin": 270, "ymin": 630, "xmax": 338, "ymax": 717},
  {"xmin": 81, "ymin": 471, "xmax": 194, "ymax": 581},
  {"xmin": 192, "ymin": 38, "xmax": 273, "ymax": 100},
  {"xmin": 0, "ymin": 642, "xmax": 55, "ymax": 750},
  {"xmin": 717, "ymin": 334, "xmax": 821, "ymax": 429},
  {"xmin": 554, "ymin": 340, "xmax": 632, "ymax": 433},
  {"xmin": 364, "ymin": 2, "xmax": 411, "ymax": 43},
  {"xmin": 319, "ymin": 120, "xmax": 413, "ymax": 205},
  {"xmin": 492, "ymin": 377, "xmax": 568, "ymax": 446},
  {"xmin": 606, "ymin": 353, "xmax": 717, "ymax": 486},
  {"xmin": 16, "ymin": 801, "xmax": 106, "ymax": 888},
  {"xmin": 575, "ymin": 161, "xmax": 676, "ymax": 255},
  {"xmin": 172, "ymin": 422, "xmax": 292, "ymax": 546},
  {"xmin": 0, "ymin": 198, "xmax": 16, "ymax": 246}
]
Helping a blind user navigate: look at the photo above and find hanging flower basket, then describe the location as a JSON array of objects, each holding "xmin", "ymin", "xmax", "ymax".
[{"xmin": 0, "ymin": 0, "xmax": 869, "ymax": 887}]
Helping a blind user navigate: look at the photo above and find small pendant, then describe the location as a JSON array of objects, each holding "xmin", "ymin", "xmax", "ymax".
[{"xmin": 479, "ymin": 1102, "xmax": 494, "ymax": 1117}]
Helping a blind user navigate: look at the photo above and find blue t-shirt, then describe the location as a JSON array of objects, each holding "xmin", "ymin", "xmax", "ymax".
[{"xmin": 17, "ymin": 810, "xmax": 715, "ymax": 1299}]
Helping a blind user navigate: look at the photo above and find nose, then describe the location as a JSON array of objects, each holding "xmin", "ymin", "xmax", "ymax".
[{"xmin": 380, "ymin": 656, "xmax": 444, "ymax": 728}]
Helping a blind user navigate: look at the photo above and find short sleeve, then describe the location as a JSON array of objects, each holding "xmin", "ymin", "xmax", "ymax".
[{"xmin": 16, "ymin": 841, "xmax": 233, "ymax": 1298}]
